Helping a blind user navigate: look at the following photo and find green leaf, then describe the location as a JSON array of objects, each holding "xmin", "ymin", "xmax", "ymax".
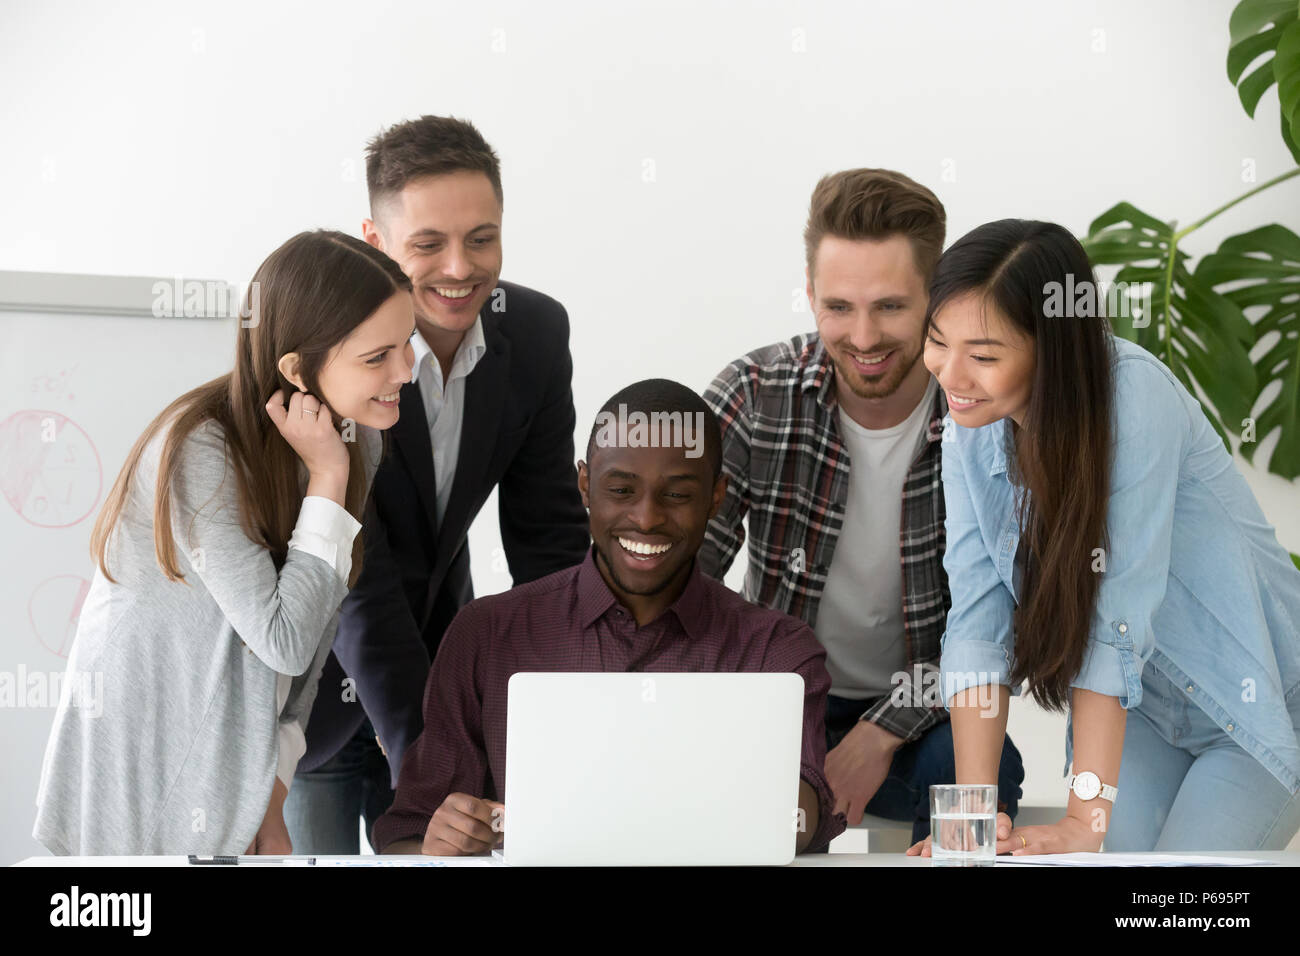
[
  {"xmin": 1277, "ymin": 19, "xmax": 1300, "ymax": 146},
  {"xmin": 1227, "ymin": 0, "xmax": 1299, "ymax": 120},
  {"xmin": 1197, "ymin": 224, "xmax": 1300, "ymax": 478},
  {"xmin": 1229, "ymin": 0, "xmax": 1298, "ymax": 48},
  {"xmin": 1293, "ymin": 552, "xmax": 1300, "ymax": 571},
  {"xmin": 1083, "ymin": 203, "xmax": 1258, "ymax": 451},
  {"xmin": 1229, "ymin": 22, "xmax": 1287, "ymax": 84},
  {"xmin": 1283, "ymin": 107, "xmax": 1300, "ymax": 164}
]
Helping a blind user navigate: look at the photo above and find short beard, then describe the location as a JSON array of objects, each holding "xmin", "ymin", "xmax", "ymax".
[{"xmin": 830, "ymin": 343, "xmax": 920, "ymax": 400}]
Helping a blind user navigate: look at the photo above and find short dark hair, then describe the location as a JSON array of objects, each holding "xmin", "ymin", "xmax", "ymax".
[
  {"xmin": 365, "ymin": 115, "xmax": 503, "ymax": 216},
  {"xmin": 803, "ymin": 168, "xmax": 946, "ymax": 284},
  {"xmin": 585, "ymin": 379, "xmax": 722, "ymax": 481}
]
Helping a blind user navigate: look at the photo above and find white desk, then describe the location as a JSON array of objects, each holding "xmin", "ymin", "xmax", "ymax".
[{"xmin": 14, "ymin": 850, "xmax": 1300, "ymax": 866}]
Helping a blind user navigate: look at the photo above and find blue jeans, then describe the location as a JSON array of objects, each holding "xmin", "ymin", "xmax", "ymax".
[
  {"xmin": 283, "ymin": 718, "xmax": 396, "ymax": 854},
  {"xmin": 1105, "ymin": 664, "xmax": 1300, "ymax": 851},
  {"xmin": 824, "ymin": 693, "xmax": 1025, "ymax": 844}
]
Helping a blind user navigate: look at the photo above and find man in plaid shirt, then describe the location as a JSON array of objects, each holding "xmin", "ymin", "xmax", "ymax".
[{"xmin": 699, "ymin": 169, "xmax": 1024, "ymax": 842}]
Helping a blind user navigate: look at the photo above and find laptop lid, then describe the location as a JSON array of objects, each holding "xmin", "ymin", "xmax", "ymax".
[{"xmin": 503, "ymin": 672, "xmax": 805, "ymax": 866}]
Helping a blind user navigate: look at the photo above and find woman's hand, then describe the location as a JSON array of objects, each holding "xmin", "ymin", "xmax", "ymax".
[
  {"xmin": 244, "ymin": 777, "xmax": 293, "ymax": 855},
  {"xmin": 906, "ymin": 811, "xmax": 1104, "ymax": 857},
  {"xmin": 265, "ymin": 388, "xmax": 349, "ymax": 479}
]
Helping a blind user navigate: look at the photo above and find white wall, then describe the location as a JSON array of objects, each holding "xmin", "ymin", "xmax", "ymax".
[{"xmin": 2, "ymin": 0, "xmax": 1298, "ymax": 861}]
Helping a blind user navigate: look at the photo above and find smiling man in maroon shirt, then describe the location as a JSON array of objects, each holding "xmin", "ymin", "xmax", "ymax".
[{"xmin": 373, "ymin": 379, "xmax": 848, "ymax": 856}]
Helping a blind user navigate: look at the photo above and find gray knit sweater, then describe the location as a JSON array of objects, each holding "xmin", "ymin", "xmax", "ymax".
[{"xmin": 33, "ymin": 416, "xmax": 380, "ymax": 855}]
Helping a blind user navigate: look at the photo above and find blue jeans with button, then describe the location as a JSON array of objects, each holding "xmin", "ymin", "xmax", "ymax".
[
  {"xmin": 1105, "ymin": 664, "xmax": 1300, "ymax": 851},
  {"xmin": 824, "ymin": 693, "xmax": 1025, "ymax": 844}
]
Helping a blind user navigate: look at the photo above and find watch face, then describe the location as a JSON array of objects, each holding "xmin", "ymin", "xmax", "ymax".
[{"xmin": 1074, "ymin": 771, "xmax": 1101, "ymax": 800}]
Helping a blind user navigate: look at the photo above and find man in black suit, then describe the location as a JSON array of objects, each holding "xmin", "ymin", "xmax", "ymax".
[{"xmin": 283, "ymin": 116, "xmax": 590, "ymax": 853}]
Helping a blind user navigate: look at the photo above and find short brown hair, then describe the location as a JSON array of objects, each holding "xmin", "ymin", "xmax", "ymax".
[
  {"xmin": 365, "ymin": 115, "xmax": 503, "ymax": 215},
  {"xmin": 803, "ymin": 168, "xmax": 946, "ymax": 283}
]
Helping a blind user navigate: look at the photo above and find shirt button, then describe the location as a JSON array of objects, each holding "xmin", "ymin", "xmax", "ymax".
[
  {"xmin": 1117, "ymin": 623, "xmax": 1128, "ymax": 634},
  {"xmin": 1226, "ymin": 722, "xmax": 1234, "ymax": 732},
  {"xmin": 1186, "ymin": 684, "xmax": 1194, "ymax": 693}
]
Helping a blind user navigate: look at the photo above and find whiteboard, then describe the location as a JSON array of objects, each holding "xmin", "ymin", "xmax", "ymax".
[{"xmin": 0, "ymin": 271, "xmax": 236, "ymax": 864}]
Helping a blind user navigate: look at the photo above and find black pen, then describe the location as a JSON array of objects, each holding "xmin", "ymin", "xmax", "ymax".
[{"xmin": 188, "ymin": 855, "xmax": 316, "ymax": 865}]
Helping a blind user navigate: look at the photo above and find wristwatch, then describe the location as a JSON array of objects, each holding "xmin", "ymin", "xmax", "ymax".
[{"xmin": 1068, "ymin": 770, "xmax": 1118, "ymax": 802}]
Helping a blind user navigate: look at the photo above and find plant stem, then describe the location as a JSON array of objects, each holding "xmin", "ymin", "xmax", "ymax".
[
  {"xmin": 1175, "ymin": 167, "xmax": 1300, "ymax": 240},
  {"xmin": 1162, "ymin": 235, "xmax": 1178, "ymax": 369},
  {"xmin": 1157, "ymin": 167, "xmax": 1300, "ymax": 370}
]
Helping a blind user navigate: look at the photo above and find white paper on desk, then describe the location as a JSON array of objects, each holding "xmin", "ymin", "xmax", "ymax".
[
  {"xmin": 994, "ymin": 852, "xmax": 1273, "ymax": 866},
  {"xmin": 311, "ymin": 857, "xmax": 505, "ymax": 867}
]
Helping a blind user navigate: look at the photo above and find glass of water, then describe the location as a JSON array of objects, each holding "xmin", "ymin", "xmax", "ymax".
[{"xmin": 929, "ymin": 784, "xmax": 997, "ymax": 866}]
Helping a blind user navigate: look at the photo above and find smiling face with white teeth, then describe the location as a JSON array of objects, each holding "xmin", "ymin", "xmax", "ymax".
[
  {"xmin": 362, "ymin": 169, "xmax": 502, "ymax": 371},
  {"xmin": 577, "ymin": 443, "xmax": 727, "ymax": 626},
  {"xmin": 278, "ymin": 290, "xmax": 417, "ymax": 430},
  {"xmin": 809, "ymin": 234, "xmax": 934, "ymax": 430},
  {"xmin": 923, "ymin": 291, "xmax": 1035, "ymax": 429}
]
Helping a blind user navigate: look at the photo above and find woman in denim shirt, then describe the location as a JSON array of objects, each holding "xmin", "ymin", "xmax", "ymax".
[{"xmin": 907, "ymin": 219, "xmax": 1300, "ymax": 855}]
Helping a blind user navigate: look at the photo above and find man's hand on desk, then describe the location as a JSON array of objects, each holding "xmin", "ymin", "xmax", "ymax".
[
  {"xmin": 825, "ymin": 719, "xmax": 904, "ymax": 825},
  {"xmin": 421, "ymin": 793, "xmax": 504, "ymax": 855}
]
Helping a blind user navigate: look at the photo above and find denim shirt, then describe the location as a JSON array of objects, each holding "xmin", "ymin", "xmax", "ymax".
[{"xmin": 939, "ymin": 335, "xmax": 1300, "ymax": 794}]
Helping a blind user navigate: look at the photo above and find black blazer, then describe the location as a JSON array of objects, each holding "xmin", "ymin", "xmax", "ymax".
[{"xmin": 299, "ymin": 281, "xmax": 591, "ymax": 782}]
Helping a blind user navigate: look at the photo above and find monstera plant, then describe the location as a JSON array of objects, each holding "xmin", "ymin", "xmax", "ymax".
[{"xmin": 1081, "ymin": 0, "xmax": 1300, "ymax": 500}]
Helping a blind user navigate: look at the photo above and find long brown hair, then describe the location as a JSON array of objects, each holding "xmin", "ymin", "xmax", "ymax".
[
  {"xmin": 926, "ymin": 220, "xmax": 1115, "ymax": 711},
  {"xmin": 91, "ymin": 230, "xmax": 411, "ymax": 589}
]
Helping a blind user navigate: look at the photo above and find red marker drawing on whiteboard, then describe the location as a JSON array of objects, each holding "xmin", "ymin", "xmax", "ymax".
[
  {"xmin": 29, "ymin": 574, "xmax": 92, "ymax": 658},
  {"xmin": 0, "ymin": 410, "xmax": 102, "ymax": 527}
]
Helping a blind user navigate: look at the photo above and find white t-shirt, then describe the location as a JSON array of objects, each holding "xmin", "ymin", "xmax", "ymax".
[{"xmin": 814, "ymin": 377, "xmax": 938, "ymax": 700}]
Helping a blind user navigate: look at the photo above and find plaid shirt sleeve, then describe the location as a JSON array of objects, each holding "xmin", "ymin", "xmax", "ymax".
[
  {"xmin": 699, "ymin": 358, "xmax": 754, "ymax": 580},
  {"xmin": 856, "ymin": 663, "xmax": 949, "ymax": 742}
]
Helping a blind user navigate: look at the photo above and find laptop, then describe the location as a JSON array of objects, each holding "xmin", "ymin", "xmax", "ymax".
[{"xmin": 503, "ymin": 672, "xmax": 806, "ymax": 866}]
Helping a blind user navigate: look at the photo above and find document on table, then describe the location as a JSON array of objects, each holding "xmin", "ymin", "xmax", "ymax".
[
  {"xmin": 309, "ymin": 858, "xmax": 501, "ymax": 868},
  {"xmin": 994, "ymin": 853, "xmax": 1274, "ymax": 866},
  {"xmin": 312, "ymin": 856, "xmax": 505, "ymax": 867}
]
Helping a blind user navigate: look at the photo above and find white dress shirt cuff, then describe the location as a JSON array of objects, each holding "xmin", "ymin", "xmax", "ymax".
[{"xmin": 287, "ymin": 495, "xmax": 363, "ymax": 585}]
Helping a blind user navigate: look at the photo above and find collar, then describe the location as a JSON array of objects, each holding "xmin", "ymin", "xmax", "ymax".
[
  {"xmin": 799, "ymin": 333, "xmax": 838, "ymax": 414},
  {"xmin": 576, "ymin": 545, "xmax": 710, "ymax": 641},
  {"xmin": 410, "ymin": 315, "xmax": 488, "ymax": 387},
  {"xmin": 988, "ymin": 418, "xmax": 1013, "ymax": 477},
  {"xmin": 923, "ymin": 378, "xmax": 948, "ymax": 445}
]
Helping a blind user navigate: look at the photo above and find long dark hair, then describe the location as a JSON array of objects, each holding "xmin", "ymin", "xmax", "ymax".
[
  {"xmin": 926, "ymin": 219, "xmax": 1115, "ymax": 711},
  {"xmin": 91, "ymin": 230, "xmax": 411, "ymax": 589}
]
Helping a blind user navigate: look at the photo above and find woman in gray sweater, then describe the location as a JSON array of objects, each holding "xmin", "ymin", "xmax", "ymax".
[{"xmin": 33, "ymin": 230, "xmax": 417, "ymax": 855}]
